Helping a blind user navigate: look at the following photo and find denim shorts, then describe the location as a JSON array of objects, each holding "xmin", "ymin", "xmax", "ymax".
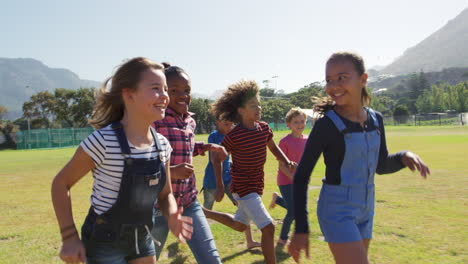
[
  {"xmin": 81, "ymin": 212, "xmax": 156, "ymax": 263},
  {"xmin": 232, "ymin": 192, "xmax": 273, "ymax": 229}
]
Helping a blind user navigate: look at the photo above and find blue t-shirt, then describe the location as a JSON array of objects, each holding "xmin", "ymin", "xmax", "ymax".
[{"xmin": 203, "ymin": 130, "xmax": 232, "ymax": 189}]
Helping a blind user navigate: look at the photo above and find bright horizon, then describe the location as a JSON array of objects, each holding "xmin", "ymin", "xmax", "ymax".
[{"xmin": 1, "ymin": 0, "xmax": 467, "ymax": 96}]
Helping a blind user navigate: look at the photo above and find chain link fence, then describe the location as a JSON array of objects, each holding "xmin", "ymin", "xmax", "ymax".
[{"xmin": 15, "ymin": 127, "xmax": 94, "ymax": 150}]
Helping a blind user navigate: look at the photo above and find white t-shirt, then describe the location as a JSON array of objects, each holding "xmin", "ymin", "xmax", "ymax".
[{"xmin": 80, "ymin": 124, "xmax": 172, "ymax": 215}]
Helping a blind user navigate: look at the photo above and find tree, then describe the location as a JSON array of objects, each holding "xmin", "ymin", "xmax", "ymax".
[
  {"xmin": 53, "ymin": 88, "xmax": 95, "ymax": 127},
  {"xmin": 370, "ymin": 95, "xmax": 396, "ymax": 116},
  {"xmin": 190, "ymin": 98, "xmax": 215, "ymax": 134},
  {"xmin": 393, "ymin": 105, "xmax": 410, "ymax": 124},
  {"xmin": 288, "ymin": 82, "xmax": 325, "ymax": 109},
  {"xmin": 22, "ymin": 91, "xmax": 55, "ymax": 128},
  {"xmin": 261, "ymin": 98, "xmax": 294, "ymax": 125}
]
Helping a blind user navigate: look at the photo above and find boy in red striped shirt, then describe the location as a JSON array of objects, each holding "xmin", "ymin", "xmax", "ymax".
[{"xmin": 203, "ymin": 80, "xmax": 296, "ymax": 264}]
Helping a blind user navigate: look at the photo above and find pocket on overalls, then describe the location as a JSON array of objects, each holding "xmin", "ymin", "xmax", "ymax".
[
  {"xmin": 130, "ymin": 171, "xmax": 161, "ymax": 210},
  {"xmin": 92, "ymin": 219, "xmax": 117, "ymax": 243}
]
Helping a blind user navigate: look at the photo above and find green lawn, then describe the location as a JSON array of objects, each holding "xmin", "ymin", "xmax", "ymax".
[{"xmin": 0, "ymin": 126, "xmax": 467, "ymax": 264}]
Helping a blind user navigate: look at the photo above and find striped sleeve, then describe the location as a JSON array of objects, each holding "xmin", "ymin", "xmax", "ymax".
[
  {"xmin": 221, "ymin": 134, "xmax": 234, "ymax": 153},
  {"xmin": 80, "ymin": 129, "xmax": 106, "ymax": 167},
  {"xmin": 157, "ymin": 133, "xmax": 173, "ymax": 163}
]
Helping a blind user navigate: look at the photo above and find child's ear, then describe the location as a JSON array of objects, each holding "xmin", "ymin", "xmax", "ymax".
[
  {"xmin": 361, "ymin": 73, "xmax": 368, "ymax": 86},
  {"xmin": 122, "ymin": 88, "xmax": 134, "ymax": 102}
]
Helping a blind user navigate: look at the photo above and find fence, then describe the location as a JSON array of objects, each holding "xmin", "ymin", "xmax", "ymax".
[
  {"xmin": 269, "ymin": 112, "xmax": 466, "ymax": 131},
  {"xmin": 15, "ymin": 127, "xmax": 95, "ymax": 150}
]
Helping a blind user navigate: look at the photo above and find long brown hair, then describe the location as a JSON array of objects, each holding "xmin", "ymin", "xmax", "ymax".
[
  {"xmin": 89, "ymin": 57, "xmax": 164, "ymax": 129},
  {"xmin": 314, "ymin": 51, "xmax": 371, "ymax": 115}
]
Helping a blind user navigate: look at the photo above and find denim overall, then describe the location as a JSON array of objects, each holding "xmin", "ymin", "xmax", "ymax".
[
  {"xmin": 317, "ymin": 108, "xmax": 380, "ymax": 243},
  {"xmin": 81, "ymin": 122, "xmax": 166, "ymax": 262}
]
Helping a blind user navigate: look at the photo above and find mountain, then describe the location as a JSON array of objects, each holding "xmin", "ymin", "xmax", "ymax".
[
  {"xmin": 380, "ymin": 7, "xmax": 468, "ymax": 75},
  {"xmin": 369, "ymin": 67, "xmax": 468, "ymax": 90},
  {"xmin": 0, "ymin": 58, "xmax": 100, "ymax": 119}
]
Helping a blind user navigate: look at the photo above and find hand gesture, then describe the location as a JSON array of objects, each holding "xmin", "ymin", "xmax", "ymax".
[
  {"xmin": 288, "ymin": 233, "xmax": 310, "ymax": 263},
  {"xmin": 59, "ymin": 237, "xmax": 86, "ymax": 263},
  {"xmin": 171, "ymin": 163, "xmax": 194, "ymax": 179},
  {"xmin": 168, "ymin": 207, "xmax": 193, "ymax": 243},
  {"xmin": 401, "ymin": 151, "xmax": 430, "ymax": 179}
]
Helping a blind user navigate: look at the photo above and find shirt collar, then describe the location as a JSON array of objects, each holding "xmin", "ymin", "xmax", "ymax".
[{"xmin": 166, "ymin": 107, "xmax": 195, "ymax": 120}]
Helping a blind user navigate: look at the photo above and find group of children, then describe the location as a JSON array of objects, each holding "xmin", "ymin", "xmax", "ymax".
[{"xmin": 52, "ymin": 52, "xmax": 430, "ymax": 264}]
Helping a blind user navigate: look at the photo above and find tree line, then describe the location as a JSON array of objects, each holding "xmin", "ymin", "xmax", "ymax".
[{"xmin": 0, "ymin": 72, "xmax": 467, "ymax": 148}]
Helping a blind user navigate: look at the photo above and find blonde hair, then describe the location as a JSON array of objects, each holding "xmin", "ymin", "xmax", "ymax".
[
  {"xmin": 285, "ymin": 107, "xmax": 307, "ymax": 123},
  {"xmin": 89, "ymin": 57, "xmax": 164, "ymax": 129}
]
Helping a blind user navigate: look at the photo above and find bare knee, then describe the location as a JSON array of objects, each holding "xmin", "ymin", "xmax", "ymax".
[{"xmin": 261, "ymin": 223, "xmax": 275, "ymax": 235}]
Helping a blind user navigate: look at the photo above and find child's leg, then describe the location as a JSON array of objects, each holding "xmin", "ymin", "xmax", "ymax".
[
  {"xmin": 203, "ymin": 188, "xmax": 216, "ymax": 210},
  {"xmin": 236, "ymin": 193, "xmax": 276, "ymax": 263},
  {"xmin": 185, "ymin": 200, "xmax": 222, "ymax": 264},
  {"xmin": 278, "ymin": 184, "xmax": 294, "ymax": 242},
  {"xmin": 261, "ymin": 223, "xmax": 276, "ymax": 264},
  {"xmin": 328, "ymin": 240, "xmax": 369, "ymax": 264},
  {"xmin": 202, "ymin": 206, "xmax": 247, "ymax": 232},
  {"xmin": 244, "ymin": 225, "xmax": 261, "ymax": 249}
]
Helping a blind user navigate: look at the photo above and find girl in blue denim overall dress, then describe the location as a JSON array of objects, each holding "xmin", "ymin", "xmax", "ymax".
[
  {"xmin": 288, "ymin": 52, "xmax": 430, "ymax": 264},
  {"xmin": 51, "ymin": 57, "xmax": 193, "ymax": 264}
]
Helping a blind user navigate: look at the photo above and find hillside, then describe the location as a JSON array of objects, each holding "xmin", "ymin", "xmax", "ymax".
[
  {"xmin": 0, "ymin": 58, "xmax": 100, "ymax": 119},
  {"xmin": 381, "ymin": 7, "xmax": 468, "ymax": 75}
]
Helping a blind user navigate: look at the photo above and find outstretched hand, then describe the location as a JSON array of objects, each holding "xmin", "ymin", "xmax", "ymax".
[
  {"xmin": 401, "ymin": 151, "xmax": 430, "ymax": 179},
  {"xmin": 168, "ymin": 207, "xmax": 193, "ymax": 243},
  {"xmin": 288, "ymin": 233, "xmax": 310, "ymax": 263}
]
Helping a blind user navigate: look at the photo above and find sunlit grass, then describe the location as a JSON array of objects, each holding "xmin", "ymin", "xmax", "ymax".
[{"xmin": 0, "ymin": 126, "xmax": 467, "ymax": 263}]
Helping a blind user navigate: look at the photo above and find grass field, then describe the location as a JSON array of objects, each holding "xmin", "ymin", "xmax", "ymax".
[{"xmin": 0, "ymin": 126, "xmax": 467, "ymax": 264}]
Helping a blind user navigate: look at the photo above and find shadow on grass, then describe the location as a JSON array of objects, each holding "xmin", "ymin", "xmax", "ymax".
[
  {"xmin": 165, "ymin": 242, "xmax": 189, "ymax": 264},
  {"xmin": 221, "ymin": 248, "xmax": 263, "ymax": 262},
  {"xmin": 221, "ymin": 245, "xmax": 291, "ymax": 263}
]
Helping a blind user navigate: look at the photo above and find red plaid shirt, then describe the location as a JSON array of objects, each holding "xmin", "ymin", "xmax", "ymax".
[{"xmin": 153, "ymin": 108, "xmax": 207, "ymax": 208}]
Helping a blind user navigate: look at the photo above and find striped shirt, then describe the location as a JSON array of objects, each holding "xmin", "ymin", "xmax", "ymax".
[
  {"xmin": 80, "ymin": 124, "xmax": 172, "ymax": 215},
  {"xmin": 222, "ymin": 121, "xmax": 273, "ymax": 197},
  {"xmin": 153, "ymin": 108, "xmax": 207, "ymax": 208}
]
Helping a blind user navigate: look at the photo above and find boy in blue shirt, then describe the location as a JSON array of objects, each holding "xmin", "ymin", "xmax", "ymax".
[{"xmin": 202, "ymin": 117, "xmax": 261, "ymax": 249}]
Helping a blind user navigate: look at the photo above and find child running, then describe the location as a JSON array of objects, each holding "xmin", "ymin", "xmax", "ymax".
[
  {"xmin": 151, "ymin": 63, "xmax": 227, "ymax": 263},
  {"xmin": 201, "ymin": 114, "xmax": 261, "ymax": 250},
  {"xmin": 288, "ymin": 52, "xmax": 430, "ymax": 263},
  {"xmin": 51, "ymin": 57, "xmax": 192, "ymax": 264},
  {"xmin": 203, "ymin": 80, "xmax": 296, "ymax": 264},
  {"xmin": 269, "ymin": 107, "xmax": 308, "ymax": 247}
]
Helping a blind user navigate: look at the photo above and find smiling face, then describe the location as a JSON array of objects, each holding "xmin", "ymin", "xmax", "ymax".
[
  {"xmin": 287, "ymin": 114, "xmax": 306, "ymax": 136},
  {"xmin": 167, "ymin": 72, "xmax": 191, "ymax": 115},
  {"xmin": 325, "ymin": 59, "xmax": 367, "ymax": 108},
  {"xmin": 127, "ymin": 68, "xmax": 169, "ymax": 122},
  {"xmin": 238, "ymin": 95, "xmax": 261, "ymax": 123}
]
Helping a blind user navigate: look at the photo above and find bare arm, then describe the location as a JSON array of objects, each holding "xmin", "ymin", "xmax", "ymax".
[
  {"xmin": 268, "ymin": 139, "xmax": 295, "ymax": 169},
  {"xmin": 158, "ymin": 159, "xmax": 193, "ymax": 243},
  {"xmin": 279, "ymin": 161, "xmax": 295, "ymax": 181},
  {"xmin": 211, "ymin": 151, "xmax": 225, "ymax": 202},
  {"xmin": 51, "ymin": 146, "xmax": 94, "ymax": 263}
]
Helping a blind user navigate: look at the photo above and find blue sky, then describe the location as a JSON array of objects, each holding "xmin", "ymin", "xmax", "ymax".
[{"xmin": 1, "ymin": 0, "xmax": 467, "ymax": 96}]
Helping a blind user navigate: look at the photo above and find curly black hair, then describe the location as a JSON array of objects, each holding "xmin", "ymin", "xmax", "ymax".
[{"xmin": 210, "ymin": 80, "xmax": 259, "ymax": 123}]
